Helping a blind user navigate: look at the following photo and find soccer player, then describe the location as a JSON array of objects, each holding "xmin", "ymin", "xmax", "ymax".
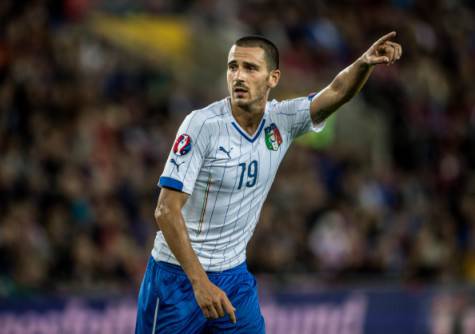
[{"xmin": 135, "ymin": 32, "xmax": 402, "ymax": 333}]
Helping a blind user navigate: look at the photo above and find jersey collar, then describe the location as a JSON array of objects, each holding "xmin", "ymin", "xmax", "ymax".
[{"xmin": 226, "ymin": 97, "xmax": 267, "ymax": 143}]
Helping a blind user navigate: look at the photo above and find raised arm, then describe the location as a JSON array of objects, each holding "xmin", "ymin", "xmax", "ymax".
[
  {"xmin": 311, "ymin": 31, "xmax": 402, "ymax": 124},
  {"xmin": 154, "ymin": 188, "xmax": 236, "ymax": 323}
]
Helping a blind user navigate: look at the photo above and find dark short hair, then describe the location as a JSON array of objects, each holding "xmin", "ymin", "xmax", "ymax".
[{"xmin": 234, "ymin": 35, "xmax": 279, "ymax": 70}]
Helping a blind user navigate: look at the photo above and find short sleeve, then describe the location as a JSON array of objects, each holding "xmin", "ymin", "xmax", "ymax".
[
  {"xmin": 272, "ymin": 94, "xmax": 325, "ymax": 140},
  {"xmin": 158, "ymin": 112, "xmax": 209, "ymax": 195}
]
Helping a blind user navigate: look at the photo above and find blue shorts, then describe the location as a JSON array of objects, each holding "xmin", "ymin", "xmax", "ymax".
[{"xmin": 135, "ymin": 257, "xmax": 265, "ymax": 334}]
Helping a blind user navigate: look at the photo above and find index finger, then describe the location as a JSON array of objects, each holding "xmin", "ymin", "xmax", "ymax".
[
  {"xmin": 222, "ymin": 298, "xmax": 237, "ymax": 323},
  {"xmin": 374, "ymin": 31, "xmax": 397, "ymax": 46}
]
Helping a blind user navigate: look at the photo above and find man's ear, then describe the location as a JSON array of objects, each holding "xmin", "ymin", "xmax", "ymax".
[{"xmin": 268, "ymin": 69, "xmax": 280, "ymax": 88}]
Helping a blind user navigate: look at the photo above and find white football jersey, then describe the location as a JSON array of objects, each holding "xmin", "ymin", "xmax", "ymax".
[{"xmin": 152, "ymin": 95, "xmax": 324, "ymax": 271}]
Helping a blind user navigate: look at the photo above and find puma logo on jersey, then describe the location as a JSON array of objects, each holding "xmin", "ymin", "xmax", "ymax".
[
  {"xmin": 170, "ymin": 158, "xmax": 185, "ymax": 172},
  {"xmin": 218, "ymin": 146, "xmax": 233, "ymax": 159}
]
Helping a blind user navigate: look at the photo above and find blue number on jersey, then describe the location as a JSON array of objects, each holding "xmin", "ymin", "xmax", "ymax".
[{"xmin": 237, "ymin": 160, "xmax": 258, "ymax": 190}]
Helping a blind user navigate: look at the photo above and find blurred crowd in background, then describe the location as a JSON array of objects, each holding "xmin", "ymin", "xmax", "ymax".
[{"xmin": 1, "ymin": 0, "xmax": 475, "ymax": 296}]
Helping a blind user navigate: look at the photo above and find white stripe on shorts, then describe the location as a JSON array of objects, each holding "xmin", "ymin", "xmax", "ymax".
[{"xmin": 151, "ymin": 296, "xmax": 160, "ymax": 333}]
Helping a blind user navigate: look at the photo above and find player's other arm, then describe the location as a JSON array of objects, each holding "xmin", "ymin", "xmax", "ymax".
[
  {"xmin": 154, "ymin": 188, "xmax": 236, "ymax": 323},
  {"xmin": 310, "ymin": 31, "xmax": 402, "ymax": 124}
]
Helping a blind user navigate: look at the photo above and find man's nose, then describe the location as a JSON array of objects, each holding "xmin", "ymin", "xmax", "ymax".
[{"xmin": 234, "ymin": 68, "xmax": 244, "ymax": 80}]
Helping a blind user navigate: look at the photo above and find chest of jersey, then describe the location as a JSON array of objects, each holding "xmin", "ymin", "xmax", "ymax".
[{"xmin": 198, "ymin": 120, "xmax": 289, "ymax": 196}]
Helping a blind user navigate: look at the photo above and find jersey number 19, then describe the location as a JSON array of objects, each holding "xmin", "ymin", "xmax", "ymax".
[{"xmin": 237, "ymin": 160, "xmax": 258, "ymax": 190}]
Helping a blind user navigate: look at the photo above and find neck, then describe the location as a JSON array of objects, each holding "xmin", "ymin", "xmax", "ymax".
[{"xmin": 230, "ymin": 97, "xmax": 267, "ymax": 136}]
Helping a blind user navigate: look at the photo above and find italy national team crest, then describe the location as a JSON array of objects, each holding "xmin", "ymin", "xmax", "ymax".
[
  {"xmin": 264, "ymin": 123, "xmax": 282, "ymax": 151},
  {"xmin": 173, "ymin": 134, "xmax": 192, "ymax": 156}
]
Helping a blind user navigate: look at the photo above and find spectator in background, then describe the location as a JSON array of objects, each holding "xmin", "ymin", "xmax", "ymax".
[{"xmin": 0, "ymin": 0, "xmax": 474, "ymax": 296}]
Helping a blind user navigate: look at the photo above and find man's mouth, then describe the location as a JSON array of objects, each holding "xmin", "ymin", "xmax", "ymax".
[{"xmin": 234, "ymin": 87, "xmax": 248, "ymax": 93}]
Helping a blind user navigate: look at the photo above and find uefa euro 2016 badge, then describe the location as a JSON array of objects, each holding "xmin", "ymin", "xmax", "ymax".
[
  {"xmin": 173, "ymin": 134, "xmax": 192, "ymax": 156},
  {"xmin": 264, "ymin": 123, "xmax": 282, "ymax": 151}
]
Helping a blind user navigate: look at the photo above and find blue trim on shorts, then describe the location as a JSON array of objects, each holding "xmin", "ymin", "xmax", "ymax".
[{"xmin": 157, "ymin": 260, "xmax": 248, "ymax": 276}]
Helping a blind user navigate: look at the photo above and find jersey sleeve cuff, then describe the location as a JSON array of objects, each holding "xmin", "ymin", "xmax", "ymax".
[
  {"xmin": 310, "ymin": 118, "xmax": 326, "ymax": 132},
  {"xmin": 158, "ymin": 177, "xmax": 184, "ymax": 192},
  {"xmin": 308, "ymin": 93, "xmax": 326, "ymax": 133}
]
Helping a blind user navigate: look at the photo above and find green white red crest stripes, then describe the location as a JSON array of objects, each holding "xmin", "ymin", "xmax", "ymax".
[{"xmin": 264, "ymin": 123, "xmax": 283, "ymax": 151}]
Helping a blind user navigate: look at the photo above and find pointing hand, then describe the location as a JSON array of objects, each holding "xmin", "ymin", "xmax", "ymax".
[{"xmin": 361, "ymin": 31, "xmax": 402, "ymax": 66}]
